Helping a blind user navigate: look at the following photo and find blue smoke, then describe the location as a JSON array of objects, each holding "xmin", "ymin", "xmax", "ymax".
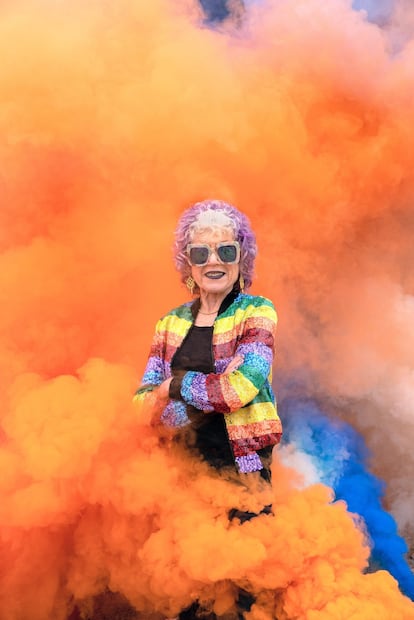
[
  {"xmin": 352, "ymin": 0, "xmax": 394, "ymax": 25},
  {"xmin": 198, "ymin": 0, "xmax": 232, "ymax": 22},
  {"xmin": 281, "ymin": 398, "xmax": 414, "ymax": 600},
  {"xmin": 199, "ymin": 0, "xmax": 395, "ymax": 27}
]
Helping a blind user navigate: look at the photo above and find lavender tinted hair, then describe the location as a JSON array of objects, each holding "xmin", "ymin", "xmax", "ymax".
[{"xmin": 174, "ymin": 199, "xmax": 257, "ymax": 291}]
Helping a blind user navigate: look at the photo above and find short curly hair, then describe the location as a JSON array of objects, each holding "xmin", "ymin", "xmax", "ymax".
[{"xmin": 174, "ymin": 199, "xmax": 257, "ymax": 292}]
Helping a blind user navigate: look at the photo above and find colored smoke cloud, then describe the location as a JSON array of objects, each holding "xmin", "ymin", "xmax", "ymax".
[
  {"xmin": 280, "ymin": 399, "xmax": 414, "ymax": 598},
  {"xmin": 1, "ymin": 0, "xmax": 414, "ymax": 618}
]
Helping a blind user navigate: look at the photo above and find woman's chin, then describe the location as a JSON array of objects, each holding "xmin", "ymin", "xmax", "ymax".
[{"xmin": 199, "ymin": 279, "xmax": 232, "ymax": 296}]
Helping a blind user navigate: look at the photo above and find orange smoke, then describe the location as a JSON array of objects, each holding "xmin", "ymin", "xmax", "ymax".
[{"xmin": 1, "ymin": 0, "xmax": 414, "ymax": 617}]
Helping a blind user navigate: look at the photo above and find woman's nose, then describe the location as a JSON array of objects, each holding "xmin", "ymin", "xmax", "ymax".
[{"xmin": 207, "ymin": 248, "xmax": 220, "ymax": 264}]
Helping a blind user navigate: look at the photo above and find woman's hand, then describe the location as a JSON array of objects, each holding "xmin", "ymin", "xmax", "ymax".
[
  {"xmin": 156, "ymin": 378, "xmax": 172, "ymax": 402},
  {"xmin": 223, "ymin": 355, "xmax": 243, "ymax": 375},
  {"xmin": 150, "ymin": 378, "xmax": 173, "ymax": 427}
]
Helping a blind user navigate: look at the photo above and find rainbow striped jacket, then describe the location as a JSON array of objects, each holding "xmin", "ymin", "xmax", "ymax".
[{"xmin": 134, "ymin": 293, "xmax": 282, "ymax": 473}]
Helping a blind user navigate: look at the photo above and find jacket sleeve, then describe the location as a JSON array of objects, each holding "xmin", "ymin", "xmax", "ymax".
[
  {"xmin": 173, "ymin": 301, "xmax": 277, "ymax": 414},
  {"xmin": 133, "ymin": 318, "xmax": 165, "ymax": 403}
]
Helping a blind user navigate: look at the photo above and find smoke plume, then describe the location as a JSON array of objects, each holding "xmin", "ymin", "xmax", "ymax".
[{"xmin": 1, "ymin": 0, "xmax": 414, "ymax": 617}]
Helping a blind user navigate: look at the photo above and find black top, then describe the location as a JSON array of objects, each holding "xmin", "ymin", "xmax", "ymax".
[
  {"xmin": 171, "ymin": 324, "xmax": 235, "ymax": 469},
  {"xmin": 172, "ymin": 325, "xmax": 214, "ymax": 375}
]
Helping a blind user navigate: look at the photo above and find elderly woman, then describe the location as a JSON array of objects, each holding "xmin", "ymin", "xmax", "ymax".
[{"xmin": 135, "ymin": 199, "xmax": 282, "ymax": 619}]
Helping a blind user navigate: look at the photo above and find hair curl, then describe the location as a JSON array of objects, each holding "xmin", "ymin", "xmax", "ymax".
[{"xmin": 174, "ymin": 199, "xmax": 257, "ymax": 292}]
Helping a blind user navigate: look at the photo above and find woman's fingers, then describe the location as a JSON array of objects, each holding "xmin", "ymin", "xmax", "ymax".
[
  {"xmin": 150, "ymin": 379, "xmax": 172, "ymax": 426},
  {"xmin": 157, "ymin": 378, "xmax": 172, "ymax": 401},
  {"xmin": 223, "ymin": 355, "xmax": 244, "ymax": 374}
]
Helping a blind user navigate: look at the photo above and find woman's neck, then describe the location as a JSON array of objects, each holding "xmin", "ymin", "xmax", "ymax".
[
  {"xmin": 198, "ymin": 289, "xmax": 230, "ymax": 314},
  {"xmin": 195, "ymin": 288, "xmax": 234, "ymax": 327}
]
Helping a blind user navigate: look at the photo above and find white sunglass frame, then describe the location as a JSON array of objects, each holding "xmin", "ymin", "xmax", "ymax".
[{"xmin": 186, "ymin": 241, "xmax": 241, "ymax": 267}]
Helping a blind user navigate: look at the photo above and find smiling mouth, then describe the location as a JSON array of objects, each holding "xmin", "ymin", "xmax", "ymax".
[{"xmin": 204, "ymin": 271, "xmax": 225, "ymax": 279}]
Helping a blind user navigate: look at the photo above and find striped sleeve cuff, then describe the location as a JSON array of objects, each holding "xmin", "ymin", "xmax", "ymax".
[{"xmin": 235, "ymin": 453, "xmax": 263, "ymax": 473}]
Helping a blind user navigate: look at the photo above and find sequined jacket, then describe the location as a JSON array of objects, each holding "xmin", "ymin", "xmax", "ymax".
[{"xmin": 134, "ymin": 292, "xmax": 282, "ymax": 473}]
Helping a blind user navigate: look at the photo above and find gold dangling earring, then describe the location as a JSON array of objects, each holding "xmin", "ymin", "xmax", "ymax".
[
  {"xmin": 186, "ymin": 275, "xmax": 195, "ymax": 295},
  {"xmin": 239, "ymin": 274, "xmax": 245, "ymax": 293}
]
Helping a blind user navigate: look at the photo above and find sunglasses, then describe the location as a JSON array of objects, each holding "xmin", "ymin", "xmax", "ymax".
[{"xmin": 186, "ymin": 241, "xmax": 241, "ymax": 267}]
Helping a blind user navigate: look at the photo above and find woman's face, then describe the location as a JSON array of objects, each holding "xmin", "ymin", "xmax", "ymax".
[{"xmin": 189, "ymin": 228, "xmax": 240, "ymax": 297}]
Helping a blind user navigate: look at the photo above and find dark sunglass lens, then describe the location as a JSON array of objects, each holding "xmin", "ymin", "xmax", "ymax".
[
  {"xmin": 189, "ymin": 246, "xmax": 209, "ymax": 265},
  {"xmin": 217, "ymin": 244, "xmax": 237, "ymax": 263}
]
